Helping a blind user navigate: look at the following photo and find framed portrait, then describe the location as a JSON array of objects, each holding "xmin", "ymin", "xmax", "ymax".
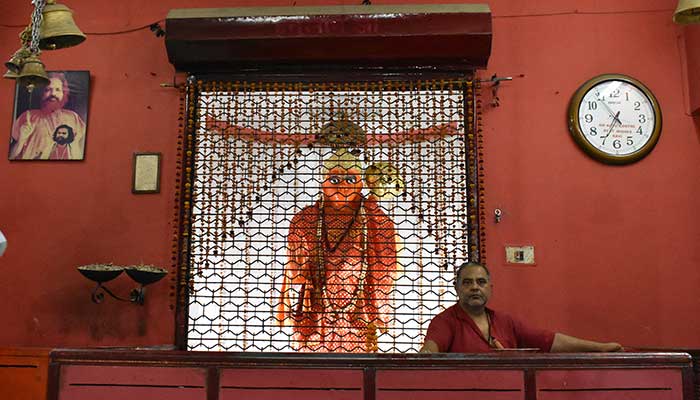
[
  {"xmin": 132, "ymin": 152, "xmax": 162, "ymax": 194},
  {"xmin": 8, "ymin": 70, "xmax": 90, "ymax": 161}
]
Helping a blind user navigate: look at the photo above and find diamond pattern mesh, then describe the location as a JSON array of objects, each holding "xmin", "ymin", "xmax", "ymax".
[{"xmin": 183, "ymin": 80, "xmax": 479, "ymax": 352}]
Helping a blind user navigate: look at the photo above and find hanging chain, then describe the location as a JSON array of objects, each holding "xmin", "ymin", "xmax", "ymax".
[
  {"xmin": 19, "ymin": 26, "xmax": 32, "ymax": 48},
  {"xmin": 29, "ymin": 0, "xmax": 47, "ymax": 54}
]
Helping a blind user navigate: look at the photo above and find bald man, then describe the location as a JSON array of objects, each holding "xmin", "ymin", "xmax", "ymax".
[{"xmin": 421, "ymin": 262, "xmax": 623, "ymax": 353}]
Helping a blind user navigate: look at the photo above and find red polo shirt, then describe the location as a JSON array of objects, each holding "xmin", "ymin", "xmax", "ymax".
[{"xmin": 425, "ymin": 304, "xmax": 555, "ymax": 353}]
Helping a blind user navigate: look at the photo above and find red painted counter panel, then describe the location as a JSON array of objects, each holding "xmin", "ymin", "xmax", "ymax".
[
  {"xmin": 376, "ymin": 369, "xmax": 524, "ymax": 400},
  {"xmin": 537, "ymin": 369, "xmax": 682, "ymax": 400},
  {"xmin": 58, "ymin": 365, "xmax": 207, "ymax": 400},
  {"xmin": 219, "ymin": 368, "xmax": 364, "ymax": 400}
]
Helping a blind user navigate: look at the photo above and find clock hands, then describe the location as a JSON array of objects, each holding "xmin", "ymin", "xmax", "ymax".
[
  {"xmin": 596, "ymin": 97, "xmax": 622, "ymax": 125},
  {"xmin": 596, "ymin": 96, "xmax": 623, "ymax": 147},
  {"xmin": 601, "ymin": 111, "xmax": 621, "ymax": 146}
]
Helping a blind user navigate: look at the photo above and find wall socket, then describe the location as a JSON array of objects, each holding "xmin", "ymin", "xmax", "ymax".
[{"xmin": 505, "ymin": 245, "xmax": 535, "ymax": 265}]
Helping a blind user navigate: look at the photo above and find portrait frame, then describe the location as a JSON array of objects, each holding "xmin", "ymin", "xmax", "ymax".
[
  {"xmin": 8, "ymin": 70, "xmax": 90, "ymax": 161},
  {"xmin": 132, "ymin": 152, "xmax": 162, "ymax": 194}
]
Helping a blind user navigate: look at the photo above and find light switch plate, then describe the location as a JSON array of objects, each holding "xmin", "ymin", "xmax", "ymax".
[{"xmin": 505, "ymin": 245, "xmax": 535, "ymax": 265}]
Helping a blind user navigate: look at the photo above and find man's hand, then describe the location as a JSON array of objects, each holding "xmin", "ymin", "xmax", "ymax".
[
  {"xmin": 18, "ymin": 111, "xmax": 34, "ymax": 143},
  {"xmin": 10, "ymin": 111, "xmax": 34, "ymax": 158},
  {"xmin": 551, "ymin": 333, "xmax": 623, "ymax": 352},
  {"xmin": 599, "ymin": 342, "xmax": 624, "ymax": 352}
]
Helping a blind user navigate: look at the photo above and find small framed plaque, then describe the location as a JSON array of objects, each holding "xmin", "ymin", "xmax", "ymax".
[{"xmin": 132, "ymin": 152, "xmax": 161, "ymax": 194}]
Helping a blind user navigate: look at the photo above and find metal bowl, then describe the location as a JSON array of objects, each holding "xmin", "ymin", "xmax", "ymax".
[
  {"xmin": 78, "ymin": 264, "xmax": 124, "ymax": 283},
  {"xmin": 125, "ymin": 265, "xmax": 167, "ymax": 285}
]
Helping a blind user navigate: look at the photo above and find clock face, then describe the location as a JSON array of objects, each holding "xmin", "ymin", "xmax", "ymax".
[{"xmin": 568, "ymin": 74, "xmax": 662, "ymax": 164}]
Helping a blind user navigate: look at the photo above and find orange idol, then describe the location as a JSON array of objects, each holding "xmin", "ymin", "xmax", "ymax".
[{"xmin": 277, "ymin": 149, "xmax": 398, "ymax": 351}]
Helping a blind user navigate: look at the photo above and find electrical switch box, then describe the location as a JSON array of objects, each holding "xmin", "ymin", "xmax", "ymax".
[{"xmin": 505, "ymin": 245, "xmax": 535, "ymax": 265}]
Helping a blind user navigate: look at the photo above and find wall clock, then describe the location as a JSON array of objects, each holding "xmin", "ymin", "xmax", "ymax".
[{"xmin": 567, "ymin": 74, "xmax": 662, "ymax": 164}]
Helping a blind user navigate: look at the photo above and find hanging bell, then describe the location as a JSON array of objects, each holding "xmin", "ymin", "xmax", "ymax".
[
  {"xmin": 39, "ymin": 0, "xmax": 86, "ymax": 50},
  {"xmin": 3, "ymin": 69, "xmax": 19, "ymax": 80},
  {"xmin": 4, "ymin": 47, "xmax": 31, "ymax": 73},
  {"xmin": 17, "ymin": 54, "xmax": 49, "ymax": 91},
  {"xmin": 673, "ymin": 0, "xmax": 700, "ymax": 24}
]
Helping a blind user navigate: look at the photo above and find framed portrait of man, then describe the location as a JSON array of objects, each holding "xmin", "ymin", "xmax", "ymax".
[{"xmin": 8, "ymin": 70, "xmax": 90, "ymax": 161}]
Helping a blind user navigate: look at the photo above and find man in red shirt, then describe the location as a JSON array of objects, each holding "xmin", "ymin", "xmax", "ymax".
[{"xmin": 421, "ymin": 262, "xmax": 622, "ymax": 353}]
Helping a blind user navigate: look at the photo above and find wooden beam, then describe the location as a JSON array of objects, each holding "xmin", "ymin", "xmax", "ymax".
[{"xmin": 165, "ymin": 4, "xmax": 492, "ymax": 75}]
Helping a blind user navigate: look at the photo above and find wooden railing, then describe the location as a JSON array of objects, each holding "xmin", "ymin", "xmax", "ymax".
[{"xmin": 46, "ymin": 349, "xmax": 695, "ymax": 400}]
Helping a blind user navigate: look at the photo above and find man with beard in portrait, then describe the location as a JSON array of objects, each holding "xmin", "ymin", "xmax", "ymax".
[
  {"xmin": 49, "ymin": 124, "xmax": 75, "ymax": 160},
  {"xmin": 9, "ymin": 72, "xmax": 86, "ymax": 160}
]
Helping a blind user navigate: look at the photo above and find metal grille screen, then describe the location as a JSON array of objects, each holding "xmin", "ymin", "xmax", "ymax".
[{"xmin": 185, "ymin": 80, "xmax": 479, "ymax": 352}]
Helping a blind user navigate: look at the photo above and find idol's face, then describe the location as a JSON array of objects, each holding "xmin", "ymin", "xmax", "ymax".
[
  {"xmin": 455, "ymin": 266, "xmax": 492, "ymax": 312},
  {"xmin": 322, "ymin": 166, "xmax": 363, "ymax": 209}
]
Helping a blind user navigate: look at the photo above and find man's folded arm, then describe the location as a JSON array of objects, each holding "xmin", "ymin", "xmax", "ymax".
[{"xmin": 550, "ymin": 333, "xmax": 623, "ymax": 352}]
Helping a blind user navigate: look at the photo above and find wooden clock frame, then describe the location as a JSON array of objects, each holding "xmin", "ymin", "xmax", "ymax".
[{"xmin": 567, "ymin": 73, "xmax": 662, "ymax": 165}]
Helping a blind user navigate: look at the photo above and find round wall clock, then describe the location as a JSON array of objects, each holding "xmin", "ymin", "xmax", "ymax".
[{"xmin": 567, "ymin": 74, "xmax": 662, "ymax": 165}]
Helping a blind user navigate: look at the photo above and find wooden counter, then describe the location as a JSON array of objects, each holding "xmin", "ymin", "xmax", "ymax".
[{"xmin": 47, "ymin": 349, "xmax": 694, "ymax": 400}]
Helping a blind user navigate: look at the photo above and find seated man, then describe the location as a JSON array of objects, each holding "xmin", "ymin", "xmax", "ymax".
[{"xmin": 420, "ymin": 262, "xmax": 622, "ymax": 353}]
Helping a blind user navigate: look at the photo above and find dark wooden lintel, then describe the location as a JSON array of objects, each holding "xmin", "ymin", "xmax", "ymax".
[{"xmin": 165, "ymin": 4, "xmax": 492, "ymax": 75}]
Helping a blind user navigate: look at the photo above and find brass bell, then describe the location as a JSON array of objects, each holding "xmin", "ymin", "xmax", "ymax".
[
  {"xmin": 4, "ymin": 47, "xmax": 31, "ymax": 73},
  {"xmin": 39, "ymin": 0, "xmax": 86, "ymax": 50},
  {"xmin": 3, "ymin": 69, "xmax": 18, "ymax": 80},
  {"xmin": 17, "ymin": 54, "xmax": 49, "ymax": 90},
  {"xmin": 673, "ymin": 0, "xmax": 700, "ymax": 24}
]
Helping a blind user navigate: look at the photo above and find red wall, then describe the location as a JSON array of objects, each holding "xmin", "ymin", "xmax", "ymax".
[
  {"xmin": 0, "ymin": 0, "xmax": 698, "ymax": 349},
  {"xmin": 684, "ymin": 24, "xmax": 700, "ymax": 114}
]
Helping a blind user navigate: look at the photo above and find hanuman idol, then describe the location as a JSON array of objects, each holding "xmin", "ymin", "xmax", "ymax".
[{"xmin": 277, "ymin": 149, "xmax": 399, "ymax": 351}]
